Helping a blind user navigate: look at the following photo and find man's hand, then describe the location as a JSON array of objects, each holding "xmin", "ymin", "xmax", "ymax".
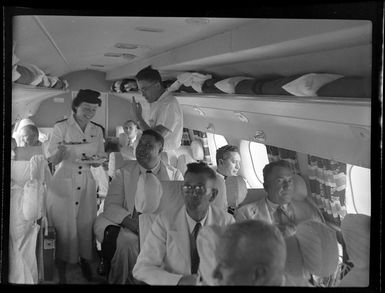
[
  {"xmin": 177, "ymin": 274, "xmax": 198, "ymax": 286},
  {"xmin": 121, "ymin": 215, "xmax": 139, "ymax": 235}
]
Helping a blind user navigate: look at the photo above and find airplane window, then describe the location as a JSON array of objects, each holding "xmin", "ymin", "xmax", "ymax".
[
  {"xmin": 212, "ymin": 134, "xmax": 228, "ymax": 150},
  {"xmin": 345, "ymin": 164, "xmax": 371, "ymax": 216},
  {"xmin": 239, "ymin": 140, "xmax": 269, "ymax": 189}
]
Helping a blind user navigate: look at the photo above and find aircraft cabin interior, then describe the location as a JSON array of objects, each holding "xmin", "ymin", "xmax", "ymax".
[{"xmin": 3, "ymin": 4, "xmax": 382, "ymax": 288}]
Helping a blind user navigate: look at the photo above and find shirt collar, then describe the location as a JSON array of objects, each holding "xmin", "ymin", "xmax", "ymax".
[
  {"xmin": 138, "ymin": 159, "xmax": 161, "ymax": 175},
  {"xmin": 266, "ymin": 197, "xmax": 289, "ymax": 211},
  {"xmin": 185, "ymin": 206, "xmax": 210, "ymax": 234}
]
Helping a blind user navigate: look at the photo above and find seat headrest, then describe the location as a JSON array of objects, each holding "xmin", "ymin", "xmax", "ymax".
[
  {"xmin": 286, "ymin": 220, "xmax": 339, "ymax": 277},
  {"xmin": 176, "ymin": 153, "xmax": 195, "ymax": 175},
  {"xmin": 292, "ymin": 174, "xmax": 309, "ymax": 200},
  {"xmin": 238, "ymin": 188, "xmax": 266, "ymax": 207},
  {"xmin": 156, "ymin": 181, "xmax": 185, "ymax": 213},
  {"xmin": 160, "ymin": 151, "xmax": 178, "ymax": 168},
  {"xmin": 108, "ymin": 152, "xmax": 130, "ymax": 177},
  {"xmin": 191, "ymin": 139, "xmax": 204, "ymax": 161},
  {"xmin": 341, "ymin": 214, "xmax": 370, "ymax": 269},
  {"xmin": 225, "ymin": 176, "xmax": 248, "ymax": 207}
]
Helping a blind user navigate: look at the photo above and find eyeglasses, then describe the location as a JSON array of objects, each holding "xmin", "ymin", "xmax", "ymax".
[
  {"xmin": 182, "ymin": 185, "xmax": 208, "ymax": 196},
  {"xmin": 138, "ymin": 82, "xmax": 157, "ymax": 93}
]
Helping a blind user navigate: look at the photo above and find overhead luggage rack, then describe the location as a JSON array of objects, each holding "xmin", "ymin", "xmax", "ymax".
[
  {"xmin": 12, "ymin": 83, "xmax": 69, "ymax": 123},
  {"xmin": 173, "ymin": 93, "xmax": 371, "ymax": 168}
]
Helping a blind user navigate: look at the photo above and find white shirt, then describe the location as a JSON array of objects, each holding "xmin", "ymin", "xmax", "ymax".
[
  {"xmin": 149, "ymin": 92, "xmax": 183, "ymax": 151},
  {"xmin": 185, "ymin": 209, "xmax": 209, "ymax": 234}
]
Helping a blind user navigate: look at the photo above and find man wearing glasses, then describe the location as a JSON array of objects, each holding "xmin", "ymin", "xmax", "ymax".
[
  {"xmin": 132, "ymin": 66, "xmax": 183, "ymax": 154},
  {"xmin": 133, "ymin": 162, "xmax": 235, "ymax": 285}
]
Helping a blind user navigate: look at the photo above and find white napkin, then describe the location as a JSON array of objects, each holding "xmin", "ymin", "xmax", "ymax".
[{"xmin": 135, "ymin": 172, "xmax": 163, "ymax": 214}]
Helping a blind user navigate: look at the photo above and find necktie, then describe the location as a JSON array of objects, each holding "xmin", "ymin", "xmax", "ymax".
[
  {"xmin": 146, "ymin": 170, "xmax": 152, "ymax": 173},
  {"xmin": 191, "ymin": 222, "xmax": 202, "ymax": 274}
]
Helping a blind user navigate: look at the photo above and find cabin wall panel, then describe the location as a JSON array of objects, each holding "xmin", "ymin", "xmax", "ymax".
[{"xmin": 32, "ymin": 70, "xmax": 110, "ymax": 127}]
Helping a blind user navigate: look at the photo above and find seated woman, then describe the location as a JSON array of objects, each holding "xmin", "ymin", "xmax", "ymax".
[{"xmin": 9, "ymin": 129, "xmax": 51, "ymax": 284}]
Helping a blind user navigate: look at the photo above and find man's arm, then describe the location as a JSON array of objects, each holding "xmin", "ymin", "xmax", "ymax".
[
  {"xmin": 133, "ymin": 214, "xmax": 185, "ymax": 285},
  {"xmin": 103, "ymin": 169, "xmax": 130, "ymax": 224}
]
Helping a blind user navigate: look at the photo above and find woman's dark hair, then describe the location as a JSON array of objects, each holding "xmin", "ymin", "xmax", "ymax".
[{"xmin": 72, "ymin": 89, "xmax": 101, "ymax": 113}]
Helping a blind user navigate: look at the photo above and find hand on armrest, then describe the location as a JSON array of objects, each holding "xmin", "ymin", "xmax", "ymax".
[
  {"xmin": 121, "ymin": 215, "xmax": 139, "ymax": 235},
  {"xmin": 177, "ymin": 274, "xmax": 198, "ymax": 286}
]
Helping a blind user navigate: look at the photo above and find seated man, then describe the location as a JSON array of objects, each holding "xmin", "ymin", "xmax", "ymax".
[
  {"xmin": 119, "ymin": 119, "xmax": 141, "ymax": 160},
  {"xmin": 235, "ymin": 160, "xmax": 324, "ymax": 237},
  {"xmin": 212, "ymin": 220, "xmax": 287, "ymax": 286},
  {"xmin": 94, "ymin": 129, "xmax": 183, "ymax": 284},
  {"xmin": 215, "ymin": 145, "xmax": 246, "ymax": 212},
  {"xmin": 133, "ymin": 162, "xmax": 235, "ymax": 285}
]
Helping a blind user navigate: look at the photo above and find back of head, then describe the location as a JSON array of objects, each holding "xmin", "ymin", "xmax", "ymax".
[
  {"xmin": 295, "ymin": 220, "xmax": 339, "ymax": 277},
  {"xmin": 217, "ymin": 220, "xmax": 286, "ymax": 285},
  {"xmin": 135, "ymin": 65, "xmax": 162, "ymax": 83}
]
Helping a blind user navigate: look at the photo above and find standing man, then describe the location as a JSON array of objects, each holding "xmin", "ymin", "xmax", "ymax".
[
  {"xmin": 235, "ymin": 160, "xmax": 324, "ymax": 237},
  {"xmin": 133, "ymin": 162, "xmax": 235, "ymax": 285},
  {"xmin": 93, "ymin": 129, "xmax": 183, "ymax": 284},
  {"xmin": 132, "ymin": 66, "xmax": 183, "ymax": 154}
]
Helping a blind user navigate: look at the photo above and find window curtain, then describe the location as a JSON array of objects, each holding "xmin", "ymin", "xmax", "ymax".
[
  {"xmin": 307, "ymin": 156, "xmax": 347, "ymax": 226},
  {"xmin": 181, "ymin": 128, "xmax": 192, "ymax": 146},
  {"xmin": 192, "ymin": 130, "xmax": 212, "ymax": 165},
  {"xmin": 265, "ymin": 145, "xmax": 301, "ymax": 174}
]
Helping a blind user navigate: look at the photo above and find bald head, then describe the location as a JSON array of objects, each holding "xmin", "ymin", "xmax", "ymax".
[
  {"xmin": 19, "ymin": 125, "xmax": 40, "ymax": 146},
  {"xmin": 213, "ymin": 220, "xmax": 286, "ymax": 286}
]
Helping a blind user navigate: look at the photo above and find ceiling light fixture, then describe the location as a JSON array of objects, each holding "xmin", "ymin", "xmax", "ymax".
[
  {"xmin": 135, "ymin": 26, "xmax": 164, "ymax": 33},
  {"xmin": 122, "ymin": 53, "xmax": 137, "ymax": 60},
  {"xmin": 114, "ymin": 43, "xmax": 149, "ymax": 50},
  {"xmin": 115, "ymin": 43, "xmax": 139, "ymax": 49},
  {"xmin": 104, "ymin": 52, "xmax": 122, "ymax": 57}
]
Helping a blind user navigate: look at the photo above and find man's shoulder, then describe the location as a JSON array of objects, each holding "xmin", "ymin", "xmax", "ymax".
[
  {"xmin": 210, "ymin": 205, "xmax": 235, "ymax": 224},
  {"xmin": 239, "ymin": 197, "xmax": 266, "ymax": 211}
]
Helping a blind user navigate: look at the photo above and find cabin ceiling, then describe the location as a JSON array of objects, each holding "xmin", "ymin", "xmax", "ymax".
[
  {"xmin": 12, "ymin": 16, "xmax": 250, "ymax": 77},
  {"xmin": 13, "ymin": 16, "xmax": 371, "ymax": 79}
]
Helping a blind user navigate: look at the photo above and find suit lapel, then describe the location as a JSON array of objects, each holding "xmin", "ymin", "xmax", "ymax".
[{"xmin": 169, "ymin": 206, "xmax": 191, "ymax": 269}]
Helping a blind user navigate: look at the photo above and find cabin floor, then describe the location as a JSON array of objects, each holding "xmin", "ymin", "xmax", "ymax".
[{"xmin": 40, "ymin": 258, "xmax": 108, "ymax": 284}]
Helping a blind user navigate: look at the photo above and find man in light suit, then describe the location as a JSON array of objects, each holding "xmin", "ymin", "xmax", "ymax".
[
  {"xmin": 93, "ymin": 129, "xmax": 183, "ymax": 284},
  {"xmin": 133, "ymin": 162, "xmax": 235, "ymax": 285},
  {"xmin": 235, "ymin": 160, "xmax": 324, "ymax": 237}
]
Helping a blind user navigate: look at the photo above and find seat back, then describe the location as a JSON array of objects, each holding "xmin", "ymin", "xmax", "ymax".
[
  {"xmin": 139, "ymin": 180, "xmax": 184, "ymax": 247},
  {"xmin": 238, "ymin": 188, "xmax": 267, "ymax": 207}
]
